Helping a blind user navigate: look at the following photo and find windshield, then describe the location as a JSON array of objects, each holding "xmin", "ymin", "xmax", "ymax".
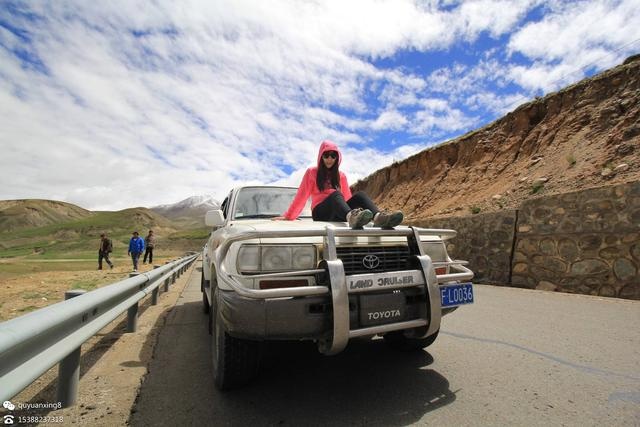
[{"xmin": 233, "ymin": 187, "xmax": 311, "ymax": 219}]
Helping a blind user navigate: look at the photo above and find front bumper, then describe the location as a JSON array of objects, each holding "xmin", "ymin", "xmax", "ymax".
[
  {"xmin": 215, "ymin": 226, "xmax": 474, "ymax": 354},
  {"xmin": 218, "ymin": 286, "xmax": 433, "ymax": 340}
]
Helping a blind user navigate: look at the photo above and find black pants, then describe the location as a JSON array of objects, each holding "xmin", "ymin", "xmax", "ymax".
[
  {"xmin": 143, "ymin": 247, "xmax": 154, "ymax": 263},
  {"xmin": 131, "ymin": 253, "xmax": 141, "ymax": 270},
  {"xmin": 98, "ymin": 251, "xmax": 113, "ymax": 269},
  {"xmin": 312, "ymin": 191, "xmax": 379, "ymax": 222}
]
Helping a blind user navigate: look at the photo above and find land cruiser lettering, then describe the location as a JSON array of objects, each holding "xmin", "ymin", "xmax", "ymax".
[
  {"xmin": 378, "ymin": 275, "xmax": 414, "ymax": 286},
  {"xmin": 349, "ymin": 279, "xmax": 374, "ymax": 289}
]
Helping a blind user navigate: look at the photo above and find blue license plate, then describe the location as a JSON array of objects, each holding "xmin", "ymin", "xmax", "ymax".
[{"xmin": 440, "ymin": 283, "xmax": 474, "ymax": 307}]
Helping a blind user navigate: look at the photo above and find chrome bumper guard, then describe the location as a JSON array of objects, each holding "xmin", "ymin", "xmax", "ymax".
[{"xmin": 217, "ymin": 226, "xmax": 474, "ymax": 355}]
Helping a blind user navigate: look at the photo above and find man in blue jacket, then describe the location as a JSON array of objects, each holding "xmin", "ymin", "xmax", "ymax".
[{"xmin": 128, "ymin": 231, "xmax": 145, "ymax": 272}]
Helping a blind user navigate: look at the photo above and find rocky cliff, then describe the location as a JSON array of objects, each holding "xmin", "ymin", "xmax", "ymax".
[{"xmin": 352, "ymin": 55, "xmax": 640, "ymax": 221}]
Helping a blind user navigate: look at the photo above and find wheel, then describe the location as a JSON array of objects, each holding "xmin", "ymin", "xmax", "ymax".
[
  {"xmin": 202, "ymin": 291, "xmax": 210, "ymax": 314},
  {"xmin": 383, "ymin": 328, "xmax": 439, "ymax": 351},
  {"xmin": 201, "ymin": 271, "xmax": 210, "ymax": 314},
  {"xmin": 210, "ymin": 290, "xmax": 262, "ymax": 390}
]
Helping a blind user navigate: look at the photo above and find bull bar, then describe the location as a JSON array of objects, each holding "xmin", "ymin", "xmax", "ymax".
[{"xmin": 215, "ymin": 226, "xmax": 474, "ymax": 355}]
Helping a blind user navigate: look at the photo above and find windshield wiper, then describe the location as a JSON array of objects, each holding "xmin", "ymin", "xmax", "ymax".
[{"xmin": 235, "ymin": 214, "xmax": 279, "ymax": 219}]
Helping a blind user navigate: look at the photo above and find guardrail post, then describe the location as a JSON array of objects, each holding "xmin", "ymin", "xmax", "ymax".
[
  {"xmin": 150, "ymin": 265, "xmax": 161, "ymax": 304},
  {"xmin": 127, "ymin": 272, "xmax": 140, "ymax": 332},
  {"xmin": 127, "ymin": 303, "xmax": 139, "ymax": 332},
  {"xmin": 164, "ymin": 278, "xmax": 170, "ymax": 292},
  {"xmin": 56, "ymin": 290, "xmax": 86, "ymax": 408}
]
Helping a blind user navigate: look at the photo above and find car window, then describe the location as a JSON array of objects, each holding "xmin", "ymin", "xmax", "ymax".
[
  {"xmin": 233, "ymin": 188, "xmax": 311, "ymax": 219},
  {"xmin": 220, "ymin": 193, "xmax": 231, "ymax": 219}
]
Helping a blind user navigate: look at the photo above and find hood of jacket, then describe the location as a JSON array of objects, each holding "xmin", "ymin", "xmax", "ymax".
[{"xmin": 316, "ymin": 140, "xmax": 342, "ymax": 167}]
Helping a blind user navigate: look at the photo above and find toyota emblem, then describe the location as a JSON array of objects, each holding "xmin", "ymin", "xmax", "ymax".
[{"xmin": 362, "ymin": 254, "xmax": 380, "ymax": 269}]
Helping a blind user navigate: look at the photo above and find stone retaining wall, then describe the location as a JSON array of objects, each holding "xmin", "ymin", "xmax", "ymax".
[
  {"xmin": 413, "ymin": 211, "xmax": 516, "ymax": 284},
  {"xmin": 512, "ymin": 181, "xmax": 639, "ymax": 299},
  {"xmin": 409, "ymin": 181, "xmax": 640, "ymax": 300}
]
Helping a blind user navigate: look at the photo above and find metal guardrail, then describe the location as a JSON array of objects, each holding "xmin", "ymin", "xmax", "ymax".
[{"xmin": 0, "ymin": 253, "xmax": 199, "ymax": 406}]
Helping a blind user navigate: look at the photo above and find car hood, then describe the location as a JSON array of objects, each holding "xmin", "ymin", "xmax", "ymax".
[{"xmin": 225, "ymin": 219, "xmax": 446, "ymax": 244}]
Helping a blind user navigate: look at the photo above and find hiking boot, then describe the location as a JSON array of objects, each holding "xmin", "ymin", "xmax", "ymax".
[
  {"xmin": 109, "ymin": 264, "xmax": 114, "ymax": 269},
  {"xmin": 346, "ymin": 208, "xmax": 373, "ymax": 229},
  {"xmin": 373, "ymin": 210, "xmax": 404, "ymax": 229}
]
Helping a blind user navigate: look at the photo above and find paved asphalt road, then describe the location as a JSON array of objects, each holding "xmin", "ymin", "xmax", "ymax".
[{"xmin": 131, "ymin": 261, "xmax": 639, "ymax": 426}]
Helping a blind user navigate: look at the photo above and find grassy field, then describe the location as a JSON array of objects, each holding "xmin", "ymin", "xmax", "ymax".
[
  {"xmin": 0, "ymin": 204, "xmax": 209, "ymax": 321},
  {"xmin": 0, "ymin": 254, "xmax": 192, "ymax": 322},
  {"xmin": 0, "ymin": 214, "xmax": 208, "ymax": 260}
]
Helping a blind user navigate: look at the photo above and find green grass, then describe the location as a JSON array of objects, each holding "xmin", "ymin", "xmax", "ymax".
[
  {"xmin": 531, "ymin": 181, "xmax": 545, "ymax": 194},
  {"xmin": 470, "ymin": 206, "xmax": 481, "ymax": 214},
  {"xmin": 21, "ymin": 291, "xmax": 46, "ymax": 300},
  {"xmin": 17, "ymin": 305, "xmax": 38, "ymax": 313},
  {"xmin": 566, "ymin": 154, "xmax": 576, "ymax": 167},
  {"xmin": 168, "ymin": 227, "xmax": 210, "ymax": 240},
  {"xmin": 0, "ymin": 206, "xmax": 205, "ymax": 264},
  {"xmin": 0, "ymin": 208, "xmax": 170, "ymax": 259},
  {"xmin": 0, "ymin": 260, "xmax": 101, "ymax": 280},
  {"xmin": 71, "ymin": 278, "xmax": 100, "ymax": 291}
]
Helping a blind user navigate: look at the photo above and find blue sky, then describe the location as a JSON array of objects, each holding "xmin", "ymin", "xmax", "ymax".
[{"xmin": 1, "ymin": 0, "xmax": 639, "ymax": 210}]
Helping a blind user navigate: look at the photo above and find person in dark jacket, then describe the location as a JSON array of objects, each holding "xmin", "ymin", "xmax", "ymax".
[
  {"xmin": 143, "ymin": 230, "xmax": 156, "ymax": 264},
  {"xmin": 98, "ymin": 233, "xmax": 114, "ymax": 270},
  {"xmin": 128, "ymin": 231, "xmax": 145, "ymax": 272}
]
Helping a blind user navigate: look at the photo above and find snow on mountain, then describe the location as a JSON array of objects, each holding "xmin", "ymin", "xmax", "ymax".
[
  {"xmin": 151, "ymin": 195, "xmax": 220, "ymax": 228},
  {"xmin": 154, "ymin": 195, "xmax": 219, "ymax": 211}
]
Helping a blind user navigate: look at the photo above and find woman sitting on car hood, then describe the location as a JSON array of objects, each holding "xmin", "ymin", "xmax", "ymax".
[{"xmin": 273, "ymin": 140, "xmax": 403, "ymax": 229}]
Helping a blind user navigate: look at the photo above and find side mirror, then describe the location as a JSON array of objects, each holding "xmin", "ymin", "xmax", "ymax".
[{"xmin": 205, "ymin": 210, "xmax": 225, "ymax": 227}]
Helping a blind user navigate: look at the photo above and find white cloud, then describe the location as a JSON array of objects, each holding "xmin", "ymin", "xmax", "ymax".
[
  {"xmin": 507, "ymin": 0, "xmax": 640, "ymax": 91},
  {"xmin": 454, "ymin": 0, "xmax": 541, "ymax": 40},
  {"xmin": 371, "ymin": 109, "xmax": 409, "ymax": 131},
  {"xmin": 412, "ymin": 98, "xmax": 478, "ymax": 135}
]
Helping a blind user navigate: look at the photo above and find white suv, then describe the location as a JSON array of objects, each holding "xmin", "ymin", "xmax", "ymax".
[{"xmin": 202, "ymin": 186, "xmax": 474, "ymax": 390}]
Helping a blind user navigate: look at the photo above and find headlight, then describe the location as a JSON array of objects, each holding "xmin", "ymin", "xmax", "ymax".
[
  {"xmin": 237, "ymin": 246, "xmax": 260, "ymax": 272},
  {"xmin": 262, "ymin": 246, "xmax": 292, "ymax": 271},
  {"xmin": 237, "ymin": 245, "xmax": 317, "ymax": 273}
]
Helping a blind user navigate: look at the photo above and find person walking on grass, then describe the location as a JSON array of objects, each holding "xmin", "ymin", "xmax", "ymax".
[
  {"xmin": 273, "ymin": 140, "xmax": 403, "ymax": 229},
  {"xmin": 128, "ymin": 231, "xmax": 145, "ymax": 272},
  {"xmin": 98, "ymin": 233, "xmax": 114, "ymax": 270},
  {"xmin": 143, "ymin": 230, "xmax": 156, "ymax": 264}
]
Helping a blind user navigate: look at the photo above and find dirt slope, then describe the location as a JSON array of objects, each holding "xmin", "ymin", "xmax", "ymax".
[
  {"xmin": 0, "ymin": 199, "xmax": 93, "ymax": 232},
  {"xmin": 352, "ymin": 55, "xmax": 640, "ymax": 220}
]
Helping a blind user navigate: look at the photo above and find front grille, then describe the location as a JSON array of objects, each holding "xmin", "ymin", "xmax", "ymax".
[{"xmin": 336, "ymin": 245, "xmax": 411, "ymax": 275}]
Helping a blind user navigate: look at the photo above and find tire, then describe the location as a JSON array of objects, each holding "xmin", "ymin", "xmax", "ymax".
[
  {"xmin": 383, "ymin": 328, "xmax": 439, "ymax": 351},
  {"xmin": 211, "ymin": 290, "xmax": 262, "ymax": 390},
  {"xmin": 201, "ymin": 271, "xmax": 210, "ymax": 314},
  {"xmin": 202, "ymin": 291, "xmax": 210, "ymax": 315}
]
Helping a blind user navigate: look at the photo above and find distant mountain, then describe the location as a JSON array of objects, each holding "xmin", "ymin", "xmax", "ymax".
[
  {"xmin": 0, "ymin": 199, "xmax": 93, "ymax": 232},
  {"xmin": 151, "ymin": 195, "xmax": 219, "ymax": 228}
]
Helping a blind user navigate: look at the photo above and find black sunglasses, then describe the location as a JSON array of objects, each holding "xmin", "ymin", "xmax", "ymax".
[{"xmin": 322, "ymin": 151, "xmax": 338, "ymax": 159}]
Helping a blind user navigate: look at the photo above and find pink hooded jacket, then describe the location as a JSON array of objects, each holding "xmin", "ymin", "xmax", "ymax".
[{"xmin": 283, "ymin": 140, "xmax": 352, "ymax": 220}]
